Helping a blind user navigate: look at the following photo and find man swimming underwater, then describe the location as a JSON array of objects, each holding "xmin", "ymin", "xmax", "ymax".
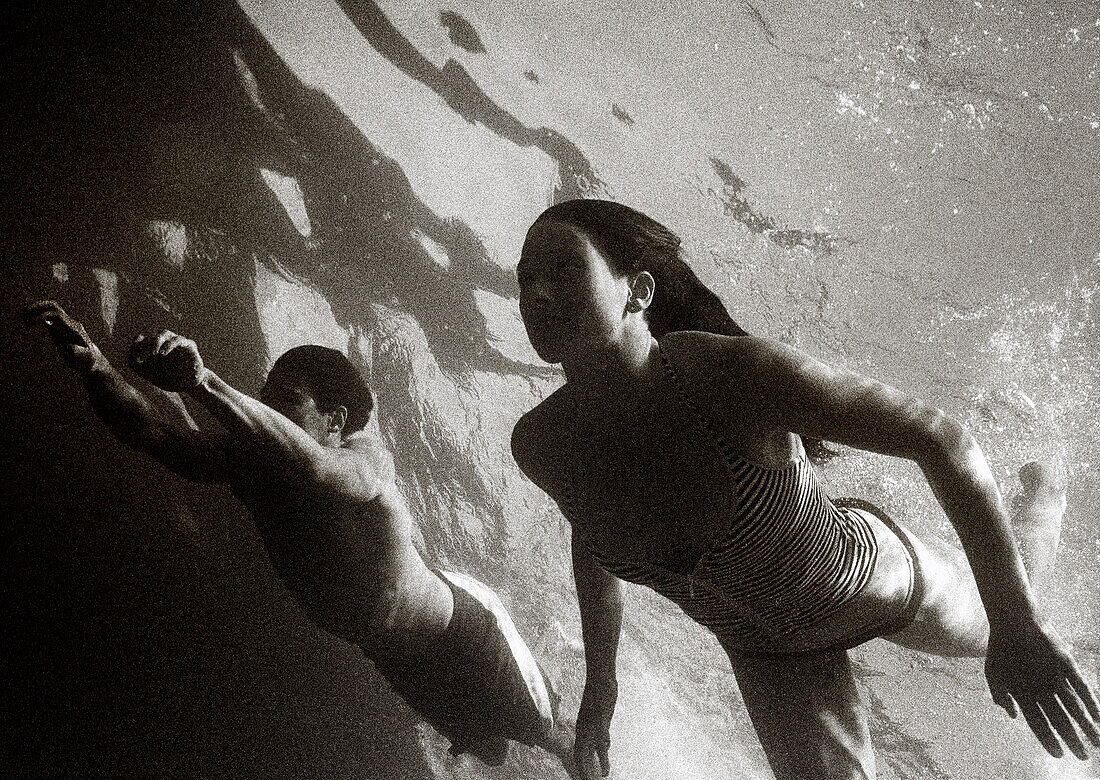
[{"xmin": 24, "ymin": 300, "xmax": 572, "ymax": 769}]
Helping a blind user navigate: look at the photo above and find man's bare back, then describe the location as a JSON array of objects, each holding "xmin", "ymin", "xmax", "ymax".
[{"xmin": 226, "ymin": 428, "xmax": 452, "ymax": 654}]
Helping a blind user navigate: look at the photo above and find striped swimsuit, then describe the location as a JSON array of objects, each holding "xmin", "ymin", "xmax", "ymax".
[{"xmin": 565, "ymin": 347, "xmax": 881, "ymax": 654}]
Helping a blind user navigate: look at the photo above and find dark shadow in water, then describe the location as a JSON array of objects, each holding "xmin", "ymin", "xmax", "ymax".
[
  {"xmin": 707, "ymin": 157, "xmax": 843, "ymax": 252},
  {"xmin": 440, "ymin": 10, "xmax": 487, "ymax": 54},
  {"xmin": 612, "ymin": 103, "xmax": 635, "ymax": 127},
  {"xmin": 862, "ymin": 685, "xmax": 952, "ymax": 780},
  {"xmin": 1, "ymin": 265, "xmax": 433, "ymax": 780},
  {"xmin": 851, "ymin": 637, "xmax": 953, "ymax": 778},
  {"xmin": 221, "ymin": 2, "xmax": 551, "ymax": 552},
  {"xmin": 741, "ymin": 1, "xmax": 778, "ymax": 47},
  {"xmin": 335, "ymin": 0, "xmax": 610, "ymax": 203},
  {"xmin": 3, "ymin": 0, "xmax": 563, "ymax": 775}
]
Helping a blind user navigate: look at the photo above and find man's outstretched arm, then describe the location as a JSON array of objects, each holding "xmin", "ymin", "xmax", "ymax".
[
  {"xmin": 131, "ymin": 330, "xmax": 387, "ymax": 501},
  {"xmin": 23, "ymin": 301, "xmax": 230, "ymax": 484}
]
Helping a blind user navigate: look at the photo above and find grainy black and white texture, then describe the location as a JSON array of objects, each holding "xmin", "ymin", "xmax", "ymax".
[{"xmin": 3, "ymin": 1, "xmax": 1098, "ymax": 778}]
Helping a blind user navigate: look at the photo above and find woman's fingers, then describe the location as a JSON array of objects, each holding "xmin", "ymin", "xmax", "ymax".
[
  {"xmin": 574, "ymin": 746, "xmax": 600, "ymax": 780},
  {"xmin": 1042, "ymin": 693, "xmax": 1089, "ymax": 760},
  {"xmin": 561, "ymin": 753, "xmax": 584, "ymax": 780},
  {"xmin": 1020, "ymin": 701, "xmax": 1063, "ymax": 758},
  {"xmin": 1056, "ymin": 681, "xmax": 1100, "ymax": 750},
  {"xmin": 989, "ymin": 681, "xmax": 1018, "ymax": 718},
  {"xmin": 574, "ymin": 727, "xmax": 611, "ymax": 779},
  {"xmin": 597, "ymin": 744, "xmax": 611, "ymax": 776},
  {"xmin": 1066, "ymin": 667, "xmax": 1100, "ymax": 722}
]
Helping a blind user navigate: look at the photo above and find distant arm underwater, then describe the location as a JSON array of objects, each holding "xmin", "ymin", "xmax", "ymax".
[
  {"xmin": 23, "ymin": 300, "xmax": 230, "ymax": 484},
  {"xmin": 127, "ymin": 329, "xmax": 388, "ymax": 502}
]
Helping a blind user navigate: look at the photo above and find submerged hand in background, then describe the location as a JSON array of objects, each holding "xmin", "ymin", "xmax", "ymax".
[{"xmin": 22, "ymin": 300, "xmax": 103, "ymax": 373}]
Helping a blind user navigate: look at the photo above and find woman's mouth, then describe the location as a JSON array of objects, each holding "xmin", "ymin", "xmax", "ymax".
[{"xmin": 525, "ymin": 311, "xmax": 566, "ymax": 331}]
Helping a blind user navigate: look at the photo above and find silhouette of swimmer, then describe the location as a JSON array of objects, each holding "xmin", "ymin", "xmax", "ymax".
[
  {"xmin": 510, "ymin": 199, "xmax": 1100, "ymax": 780},
  {"xmin": 24, "ymin": 300, "xmax": 575, "ymax": 772}
]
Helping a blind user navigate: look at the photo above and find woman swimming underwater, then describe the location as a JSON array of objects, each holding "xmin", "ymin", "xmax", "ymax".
[{"xmin": 510, "ymin": 199, "xmax": 1099, "ymax": 779}]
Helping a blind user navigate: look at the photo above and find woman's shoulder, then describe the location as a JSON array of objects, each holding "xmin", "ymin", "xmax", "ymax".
[
  {"xmin": 656, "ymin": 332, "xmax": 829, "ymax": 425},
  {"xmin": 658, "ymin": 330, "xmax": 796, "ymax": 375}
]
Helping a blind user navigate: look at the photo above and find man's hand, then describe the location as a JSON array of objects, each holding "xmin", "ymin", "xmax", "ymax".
[
  {"xmin": 574, "ymin": 677, "xmax": 617, "ymax": 778},
  {"xmin": 986, "ymin": 617, "xmax": 1100, "ymax": 760},
  {"xmin": 129, "ymin": 331, "xmax": 209, "ymax": 393},
  {"xmin": 22, "ymin": 300, "xmax": 103, "ymax": 372}
]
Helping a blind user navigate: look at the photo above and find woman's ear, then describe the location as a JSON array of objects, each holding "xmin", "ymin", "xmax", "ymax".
[{"xmin": 626, "ymin": 271, "xmax": 656, "ymax": 313}]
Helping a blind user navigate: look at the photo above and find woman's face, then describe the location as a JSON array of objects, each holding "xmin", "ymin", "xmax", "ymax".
[{"xmin": 517, "ymin": 219, "xmax": 632, "ymax": 364}]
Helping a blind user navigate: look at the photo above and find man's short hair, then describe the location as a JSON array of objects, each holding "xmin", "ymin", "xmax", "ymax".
[{"xmin": 264, "ymin": 345, "xmax": 374, "ymax": 434}]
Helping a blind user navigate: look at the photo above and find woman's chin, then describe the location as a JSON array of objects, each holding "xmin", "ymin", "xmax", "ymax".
[
  {"xmin": 532, "ymin": 345, "xmax": 565, "ymax": 365},
  {"xmin": 526, "ymin": 335, "xmax": 567, "ymax": 365}
]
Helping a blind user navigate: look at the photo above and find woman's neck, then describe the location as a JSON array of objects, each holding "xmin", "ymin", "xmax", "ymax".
[{"xmin": 563, "ymin": 326, "xmax": 657, "ymax": 389}]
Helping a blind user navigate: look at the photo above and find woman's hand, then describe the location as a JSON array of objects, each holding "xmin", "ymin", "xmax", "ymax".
[
  {"xmin": 985, "ymin": 616, "xmax": 1100, "ymax": 760},
  {"xmin": 574, "ymin": 677, "xmax": 617, "ymax": 778},
  {"xmin": 129, "ymin": 331, "xmax": 209, "ymax": 393},
  {"xmin": 23, "ymin": 300, "xmax": 103, "ymax": 373}
]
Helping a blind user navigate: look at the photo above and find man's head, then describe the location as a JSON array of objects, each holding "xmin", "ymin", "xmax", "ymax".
[{"xmin": 260, "ymin": 346, "xmax": 374, "ymax": 445}]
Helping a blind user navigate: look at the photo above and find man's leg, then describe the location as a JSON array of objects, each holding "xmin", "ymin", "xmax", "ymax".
[
  {"xmin": 726, "ymin": 647, "xmax": 876, "ymax": 780},
  {"xmin": 426, "ymin": 571, "xmax": 565, "ymax": 762}
]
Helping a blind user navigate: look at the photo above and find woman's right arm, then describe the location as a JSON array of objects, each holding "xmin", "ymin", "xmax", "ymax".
[
  {"xmin": 512, "ymin": 409, "xmax": 623, "ymax": 778},
  {"xmin": 572, "ymin": 530, "xmax": 623, "ymax": 779}
]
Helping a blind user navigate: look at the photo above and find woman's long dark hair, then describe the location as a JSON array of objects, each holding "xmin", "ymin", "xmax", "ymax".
[
  {"xmin": 533, "ymin": 198, "xmax": 836, "ymax": 463},
  {"xmin": 536, "ymin": 199, "xmax": 750, "ymax": 339}
]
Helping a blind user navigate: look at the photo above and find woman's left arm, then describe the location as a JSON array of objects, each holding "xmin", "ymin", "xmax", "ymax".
[
  {"xmin": 746, "ymin": 338, "xmax": 1034, "ymax": 619},
  {"xmin": 691, "ymin": 333, "xmax": 1100, "ymax": 757}
]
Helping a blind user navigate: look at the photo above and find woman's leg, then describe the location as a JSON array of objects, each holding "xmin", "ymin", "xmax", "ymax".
[
  {"xmin": 717, "ymin": 463, "xmax": 1064, "ymax": 779},
  {"xmin": 885, "ymin": 462, "xmax": 1065, "ymax": 658},
  {"xmin": 725, "ymin": 646, "xmax": 876, "ymax": 780}
]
